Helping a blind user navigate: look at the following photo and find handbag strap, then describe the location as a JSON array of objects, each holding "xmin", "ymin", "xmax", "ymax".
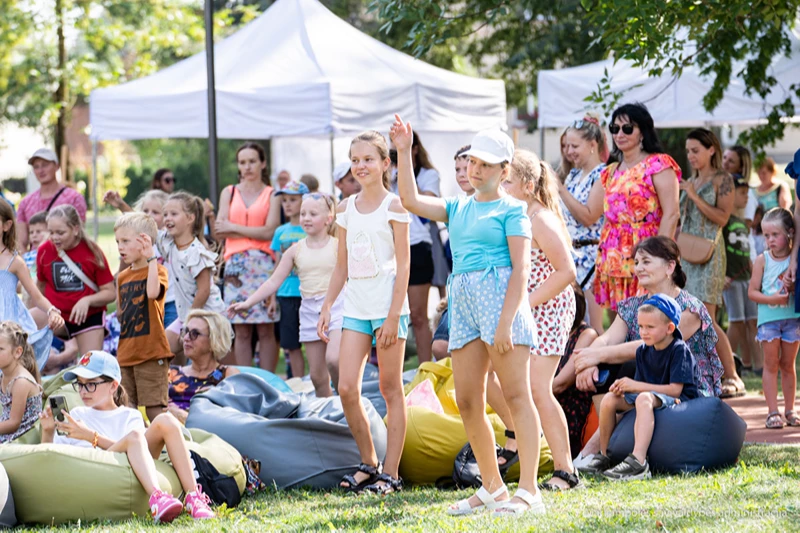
[
  {"xmin": 57, "ymin": 248, "xmax": 99, "ymax": 292},
  {"xmin": 45, "ymin": 187, "xmax": 67, "ymax": 213}
]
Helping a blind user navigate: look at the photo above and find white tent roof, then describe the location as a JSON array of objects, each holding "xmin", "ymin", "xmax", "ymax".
[
  {"xmin": 89, "ymin": 0, "xmax": 506, "ymax": 140},
  {"xmin": 538, "ymin": 31, "xmax": 800, "ymax": 128}
]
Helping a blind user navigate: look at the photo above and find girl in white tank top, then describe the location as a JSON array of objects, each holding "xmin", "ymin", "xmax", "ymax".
[
  {"xmin": 228, "ymin": 193, "xmax": 343, "ymax": 397},
  {"xmin": 319, "ymin": 132, "xmax": 410, "ymax": 495}
]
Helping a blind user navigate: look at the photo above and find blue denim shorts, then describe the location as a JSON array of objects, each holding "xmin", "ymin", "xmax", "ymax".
[
  {"xmin": 624, "ymin": 391, "xmax": 678, "ymax": 410},
  {"xmin": 756, "ymin": 318, "xmax": 800, "ymax": 343},
  {"xmin": 342, "ymin": 315, "xmax": 410, "ymax": 346},
  {"xmin": 447, "ymin": 267, "xmax": 537, "ymax": 351}
]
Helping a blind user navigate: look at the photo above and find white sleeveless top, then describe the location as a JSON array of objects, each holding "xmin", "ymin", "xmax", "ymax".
[
  {"xmin": 336, "ymin": 193, "xmax": 410, "ymax": 319},
  {"xmin": 294, "ymin": 237, "xmax": 338, "ymax": 298}
]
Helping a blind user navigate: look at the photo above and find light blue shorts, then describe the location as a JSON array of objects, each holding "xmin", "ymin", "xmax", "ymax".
[
  {"xmin": 342, "ymin": 315, "xmax": 410, "ymax": 346},
  {"xmin": 447, "ymin": 267, "xmax": 538, "ymax": 351},
  {"xmin": 756, "ymin": 318, "xmax": 800, "ymax": 343},
  {"xmin": 624, "ymin": 391, "xmax": 678, "ymax": 410}
]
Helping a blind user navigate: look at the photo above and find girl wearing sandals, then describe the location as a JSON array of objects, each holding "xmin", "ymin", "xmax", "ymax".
[
  {"xmin": 392, "ymin": 116, "xmax": 543, "ymax": 516},
  {"xmin": 747, "ymin": 207, "xmax": 800, "ymax": 429},
  {"xmin": 318, "ymin": 131, "xmax": 410, "ymax": 495}
]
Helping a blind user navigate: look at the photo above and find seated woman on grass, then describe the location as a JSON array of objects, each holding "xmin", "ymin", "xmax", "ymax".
[{"xmin": 39, "ymin": 351, "xmax": 215, "ymax": 523}]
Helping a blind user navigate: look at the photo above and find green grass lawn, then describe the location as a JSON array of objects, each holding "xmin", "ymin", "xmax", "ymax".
[{"xmin": 15, "ymin": 443, "xmax": 800, "ymax": 532}]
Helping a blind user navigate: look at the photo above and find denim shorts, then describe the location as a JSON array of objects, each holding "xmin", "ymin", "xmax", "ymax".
[
  {"xmin": 756, "ymin": 318, "xmax": 800, "ymax": 343},
  {"xmin": 624, "ymin": 391, "xmax": 678, "ymax": 410},
  {"xmin": 342, "ymin": 315, "xmax": 410, "ymax": 346},
  {"xmin": 722, "ymin": 280, "xmax": 758, "ymax": 323},
  {"xmin": 447, "ymin": 267, "xmax": 537, "ymax": 351}
]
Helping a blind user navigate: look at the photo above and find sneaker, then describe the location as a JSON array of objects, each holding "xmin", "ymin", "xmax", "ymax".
[
  {"xmin": 185, "ymin": 485, "xmax": 215, "ymax": 520},
  {"xmin": 572, "ymin": 451, "xmax": 594, "ymax": 470},
  {"xmin": 603, "ymin": 454, "xmax": 651, "ymax": 481},
  {"xmin": 149, "ymin": 489, "xmax": 183, "ymax": 523},
  {"xmin": 576, "ymin": 452, "xmax": 612, "ymax": 475}
]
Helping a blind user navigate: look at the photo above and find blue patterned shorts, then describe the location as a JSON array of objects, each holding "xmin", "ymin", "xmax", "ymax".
[{"xmin": 447, "ymin": 267, "xmax": 538, "ymax": 351}]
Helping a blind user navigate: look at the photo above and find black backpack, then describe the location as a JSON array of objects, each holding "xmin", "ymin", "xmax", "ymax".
[{"xmin": 190, "ymin": 451, "xmax": 241, "ymax": 508}]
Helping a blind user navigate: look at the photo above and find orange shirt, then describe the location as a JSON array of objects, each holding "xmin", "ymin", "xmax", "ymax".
[
  {"xmin": 223, "ymin": 185, "xmax": 275, "ymax": 261},
  {"xmin": 116, "ymin": 264, "xmax": 171, "ymax": 366}
]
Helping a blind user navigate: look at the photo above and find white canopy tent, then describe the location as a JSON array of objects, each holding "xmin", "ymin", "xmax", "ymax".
[
  {"xmin": 538, "ymin": 30, "xmax": 800, "ymax": 128},
  {"xmin": 90, "ymin": 0, "xmax": 506, "ymax": 197}
]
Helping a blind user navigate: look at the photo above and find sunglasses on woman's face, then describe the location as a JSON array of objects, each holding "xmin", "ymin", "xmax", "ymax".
[
  {"xmin": 609, "ymin": 123, "xmax": 635, "ymax": 135},
  {"xmin": 182, "ymin": 328, "xmax": 208, "ymax": 341},
  {"xmin": 162, "ymin": 176, "xmax": 175, "ymax": 184}
]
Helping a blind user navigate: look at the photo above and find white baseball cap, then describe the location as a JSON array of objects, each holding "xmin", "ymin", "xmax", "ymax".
[
  {"xmin": 332, "ymin": 162, "xmax": 352, "ymax": 183},
  {"xmin": 463, "ymin": 130, "xmax": 515, "ymax": 165},
  {"xmin": 28, "ymin": 148, "xmax": 59, "ymax": 165}
]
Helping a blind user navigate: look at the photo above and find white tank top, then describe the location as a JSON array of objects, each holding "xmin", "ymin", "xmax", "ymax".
[
  {"xmin": 294, "ymin": 237, "xmax": 338, "ymax": 298},
  {"xmin": 336, "ymin": 193, "xmax": 410, "ymax": 319}
]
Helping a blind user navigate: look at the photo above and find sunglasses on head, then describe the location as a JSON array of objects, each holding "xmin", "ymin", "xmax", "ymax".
[
  {"xmin": 182, "ymin": 328, "xmax": 208, "ymax": 341},
  {"xmin": 609, "ymin": 123, "xmax": 635, "ymax": 135},
  {"xmin": 303, "ymin": 192, "xmax": 334, "ymax": 206},
  {"xmin": 72, "ymin": 378, "xmax": 112, "ymax": 393}
]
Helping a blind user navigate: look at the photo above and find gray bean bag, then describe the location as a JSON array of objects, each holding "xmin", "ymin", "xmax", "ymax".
[
  {"xmin": 186, "ymin": 373, "xmax": 387, "ymax": 489},
  {"xmin": 360, "ymin": 364, "xmax": 418, "ymax": 418}
]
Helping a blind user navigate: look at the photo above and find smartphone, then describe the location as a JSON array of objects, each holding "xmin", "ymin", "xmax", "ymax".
[
  {"xmin": 594, "ymin": 369, "xmax": 610, "ymax": 387},
  {"xmin": 49, "ymin": 395, "xmax": 68, "ymax": 436}
]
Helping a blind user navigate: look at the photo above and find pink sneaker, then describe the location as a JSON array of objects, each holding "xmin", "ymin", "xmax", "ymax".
[
  {"xmin": 184, "ymin": 486, "xmax": 215, "ymax": 520},
  {"xmin": 149, "ymin": 489, "xmax": 183, "ymax": 523}
]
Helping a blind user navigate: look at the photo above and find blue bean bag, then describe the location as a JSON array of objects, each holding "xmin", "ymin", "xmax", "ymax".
[
  {"xmin": 234, "ymin": 365, "xmax": 293, "ymax": 393},
  {"xmin": 608, "ymin": 397, "xmax": 746, "ymax": 473}
]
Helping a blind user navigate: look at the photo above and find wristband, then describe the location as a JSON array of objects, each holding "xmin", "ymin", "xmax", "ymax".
[
  {"xmin": 47, "ymin": 306, "xmax": 60, "ymax": 315},
  {"xmin": 146, "ymin": 256, "xmax": 157, "ymax": 263}
]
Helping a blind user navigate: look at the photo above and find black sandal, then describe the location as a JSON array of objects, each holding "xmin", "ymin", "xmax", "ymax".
[
  {"xmin": 364, "ymin": 472, "xmax": 404, "ymax": 495},
  {"xmin": 340, "ymin": 462, "xmax": 382, "ymax": 493},
  {"xmin": 498, "ymin": 430, "xmax": 519, "ymax": 479},
  {"xmin": 539, "ymin": 469, "xmax": 585, "ymax": 491}
]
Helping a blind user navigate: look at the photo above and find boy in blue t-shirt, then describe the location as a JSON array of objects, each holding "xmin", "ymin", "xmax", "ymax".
[
  {"xmin": 271, "ymin": 181, "xmax": 308, "ymax": 378},
  {"xmin": 580, "ymin": 294, "xmax": 698, "ymax": 480}
]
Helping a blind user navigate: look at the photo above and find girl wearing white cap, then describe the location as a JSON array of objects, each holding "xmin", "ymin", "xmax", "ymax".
[{"xmin": 391, "ymin": 115, "xmax": 543, "ymax": 516}]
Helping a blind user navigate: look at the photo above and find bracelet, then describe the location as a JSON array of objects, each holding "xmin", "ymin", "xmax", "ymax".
[
  {"xmin": 146, "ymin": 256, "xmax": 157, "ymax": 263},
  {"xmin": 47, "ymin": 306, "xmax": 60, "ymax": 315},
  {"xmin": 92, "ymin": 431, "xmax": 99, "ymax": 448}
]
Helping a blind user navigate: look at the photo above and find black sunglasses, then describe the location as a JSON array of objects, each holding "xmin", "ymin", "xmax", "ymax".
[
  {"xmin": 162, "ymin": 177, "xmax": 175, "ymax": 184},
  {"xmin": 72, "ymin": 379, "xmax": 112, "ymax": 393},
  {"xmin": 182, "ymin": 328, "xmax": 209, "ymax": 341},
  {"xmin": 609, "ymin": 123, "xmax": 635, "ymax": 135}
]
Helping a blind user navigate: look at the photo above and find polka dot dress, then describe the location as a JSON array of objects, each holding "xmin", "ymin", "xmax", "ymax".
[{"xmin": 529, "ymin": 247, "xmax": 575, "ymax": 356}]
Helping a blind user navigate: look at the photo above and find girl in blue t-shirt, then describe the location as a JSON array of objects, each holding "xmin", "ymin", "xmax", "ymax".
[{"xmin": 391, "ymin": 116, "xmax": 543, "ymax": 516}]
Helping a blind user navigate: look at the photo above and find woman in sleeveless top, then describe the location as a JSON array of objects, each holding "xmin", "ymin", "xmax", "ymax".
[{"xmin": 216, "ymin": 143, "xmax": 282, "ymax": 370}]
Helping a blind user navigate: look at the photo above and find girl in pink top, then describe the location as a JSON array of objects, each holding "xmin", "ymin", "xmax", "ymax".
[{"xmin": 216, "ymin": 142, "xmax": 282, "ymax": 371}]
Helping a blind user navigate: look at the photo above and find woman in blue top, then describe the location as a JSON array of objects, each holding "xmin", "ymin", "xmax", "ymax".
[{"xmin": 391, "ymin": 116, "xmax": 542, "ymax": 517}]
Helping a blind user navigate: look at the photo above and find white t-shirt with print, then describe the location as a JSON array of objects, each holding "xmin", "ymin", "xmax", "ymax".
[{"xmin": 54, "ymin": 406, "xmax": 145, "ymax": 448}]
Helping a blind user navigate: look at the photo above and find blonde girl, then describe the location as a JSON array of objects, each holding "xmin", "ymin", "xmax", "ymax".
[
  {"xmin": 159, "ymin": 192, "xmax": 225, "ymax": 354},
  {"xmin": 500, "ymin": 149, "xmax": 581, "ymax": 490},
  {"xmin": 318, "ymin": 131, "xmax": 410, "ymax": 495},
  {"xmin": 37, "ymin": 205, "xmax": 115, "ymax": 354},
  {"xmin": 230, "ymin": 193, "xmax": 343, "ymax": 397},
  {"xmin": 748, "ymin": 207, "xmax": 800, "ymax": 429},
  {"xmin": 0, "ymin": 322, "xmax": 42, "ymax": 442},
  {"xmin": 392, "ymin": 116, "xmax": 542, "ymax": 516}
]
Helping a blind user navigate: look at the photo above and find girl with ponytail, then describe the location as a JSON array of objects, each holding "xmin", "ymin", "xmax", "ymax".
[{"xmin": 0, "ymin": 321, "xmax": 42, "ymax": 443}]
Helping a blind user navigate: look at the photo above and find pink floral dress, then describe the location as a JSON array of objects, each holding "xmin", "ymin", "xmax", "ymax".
[
  {"xmin": 593, "ymin": 154, "xmax": 682, "ymax": 310},
  {"xmin": 529, "ymin": 247, "xmax": 575, "ymax": 356}
]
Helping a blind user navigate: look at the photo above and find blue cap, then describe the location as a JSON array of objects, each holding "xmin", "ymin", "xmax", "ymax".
[
  {"xmin": 275, "ymin": 181, "xmax": 310, "ymax": 196},
  {"xmin": 641, "ymin": 294, "xmax": 682, "ymax": 340},
  {"xmin": 785, "ymin": 148, "xmax": 800, "ymax": 180},
  {"xmin": 64, "ymin": 351, "xmax": 122, "ymax": 383}
]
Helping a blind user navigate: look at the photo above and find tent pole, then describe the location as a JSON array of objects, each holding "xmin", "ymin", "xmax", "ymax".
[
  {"xmin": 540, "ymin": 127, "xmax": 545, "ymax": 159},
  {"xmin": 329, "ymin": 131, "xmax": 335, "ymax": 192},
  {"xmin": 205, "ymin": 0, "xmax": 219, "ymax": 206},
  {"xmin": 91, "ymin": 140, "xmax": 99, "ymax": 241}
]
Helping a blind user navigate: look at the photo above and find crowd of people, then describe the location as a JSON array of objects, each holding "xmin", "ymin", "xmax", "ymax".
[{"xmin": 0, "ymin": 100, "xmax": 797, "ymax": 520}]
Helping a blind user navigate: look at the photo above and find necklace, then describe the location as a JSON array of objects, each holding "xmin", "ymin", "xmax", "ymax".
[{"xmin": 175, "ymin": 238, "xmax": 193, "ymax": 250}]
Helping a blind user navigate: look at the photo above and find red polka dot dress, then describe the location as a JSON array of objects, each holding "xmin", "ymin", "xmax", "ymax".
[{"xmin": 529, "ymin": 247, "xmax": 575, "ymax": 357}]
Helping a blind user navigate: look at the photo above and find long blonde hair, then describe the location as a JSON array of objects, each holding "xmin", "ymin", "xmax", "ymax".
[
  {"xmin": 349, "ymin": 131, "xmax": 391, "ymax": 190},
  {"xmin": 511, "ymin": 149, "xmax": 572, "ymax": 245},
  {"xmin": 47, "ymin": 205, "xmax": 107, "ymax": 268}
]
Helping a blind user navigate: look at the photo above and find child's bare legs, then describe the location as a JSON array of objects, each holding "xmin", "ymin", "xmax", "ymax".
[
  {"xmin": 485, "ymin": 369, "xmax": 517, "ymax": 461},
  {"xmin": 727, "ymin": 321, "xmax": 749, "ymax": 364},
  {"xmin": 762, "ymin": 340, "xmax": 781, "ymax": 413},
  {"xmin": 256, "ymin": 323, "xmax": 278, "ymax": 372},
  {"xmin": 145, "ymin": 405, "xmax": 167, "ymax": 424},
  {"xmin": 304, "ymin": 341, "xmax": 332, "ymax": 397},
  {"xmin": 337, "ymin": 330, "xmax": 379, "ymax": 486},
  {"xmin": 376, "ymin": 336, "xmax": 407, "ymax": 482},
  {"xmin": 598, "ymin": 393, "xmax": 633, "ymax": 455},
  {"xmin": 325, "ymin": 328, "xmax": 342, "ymax": 391},
  {"xmin": 287, "ymin": 348, "xmax": 305, "ymax": 379},
  {"xmin": 780, "ymin": 340, "xmax": 799, "ymax": 413},
  {"xmin": 74, "ymin": 329, "xmax": 105, "ymax": 355},
  {"xmin": 233, "ymin": 325, "xmax": 255, "ymax": 367},
  {"xmin": 531, "ymin": 355, "xmax": 575, "ymax": 487},
  {"xmin": 631, "ymin": 393, "xmax": 662, "ymax": 464},
  {"xmin": 108, "ymin": 429, "xmax": 163, "ymax": 495},
  {"xmin": 143, "ymin": 413, "xmax": 199, "ymax": 495}
]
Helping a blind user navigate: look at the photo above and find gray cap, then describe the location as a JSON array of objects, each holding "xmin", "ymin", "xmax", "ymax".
[{"xmin": 28, "ymin": 148, "xmax": 59, "ymax": 165}]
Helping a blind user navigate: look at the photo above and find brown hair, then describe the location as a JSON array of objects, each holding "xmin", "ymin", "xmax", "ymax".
[
  {"xmin": 113, "ymin": 382, "xmax": 130, "ymax": 408},
  {"xmin": 729, "ymin": 145, "xmax": 752, "ymax": 179},
  {"xmin": 47, "ymin": 205, "xmax": 107, "ymax": 268},
  {"xmin": 28, "ymin": 211, "xmax": 48, "ymax": 227},
  {"xmin": 633, "ymin": 236, "xmax": 687, "ymax": 289},
  {"xmin": 687, "ymin": 128, "xmax": 723, "ymax": 175},
  {"xmin": 0, "ymin": 321, "xmax": 40, "ymax": 384},
  {"xmin": 0, "ymin": 201, "xmax": 17, "ymax": 253},
  {"xmin": 454, "ymin": 145, "xmax": 471, "ymax": 160},
  {"xmin": 557, "ymin": 129, "xmax": 575, "ymax": 182},
  {"xmin": 152, "ymin": 168, "xmax": 173, "ymax": 191},
  {"xmin": 300, "ymin": 174, "xmax": 319, "ymax": 193},
  {"xmin": 167, "ymin": 192, "xmax": 207, "ymax": 247},
  {"xmin": 510, "ymin": 149, "xmax": 571, "ymax": 244},
  {"xmin": 759, "ymin": 156, "xmax": 776, "ymax": 174},
  {"xmin": 411, "ymin": 132, "xmax": 436, "ymax": 175},
  {"xmin": 349, "ymin": 131, "xmax": 391, "ymax": 190},
  {"xmin": 236, "ymin": 142, "xmax": 269, "ymax": 184}
]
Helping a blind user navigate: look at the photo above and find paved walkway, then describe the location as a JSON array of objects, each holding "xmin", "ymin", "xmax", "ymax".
[{"xmin": 724, "ymin": 394, "xmax": 800, "ymax": 445}]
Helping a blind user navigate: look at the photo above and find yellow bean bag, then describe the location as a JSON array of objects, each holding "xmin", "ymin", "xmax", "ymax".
[{"xmin": 397, "ymin": 359, "xmax": 554, "ymax": 485}]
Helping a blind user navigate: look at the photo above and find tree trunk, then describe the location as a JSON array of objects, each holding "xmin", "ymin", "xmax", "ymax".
[{"xmin": 54, "ymin": 0, "xmax": 68, "ymax": 178}]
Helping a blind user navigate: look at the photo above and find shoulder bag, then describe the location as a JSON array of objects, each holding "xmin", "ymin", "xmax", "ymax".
[{"xmin": 676, "ymin": 187, "xmax": 716, "ymax": 265}]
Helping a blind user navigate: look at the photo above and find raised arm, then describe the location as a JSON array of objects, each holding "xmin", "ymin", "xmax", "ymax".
[{"xmin": 390, "ymin": 115, "xmax": 448, "ymax": 223}]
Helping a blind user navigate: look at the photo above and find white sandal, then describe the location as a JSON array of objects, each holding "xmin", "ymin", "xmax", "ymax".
[
  {"xmin": 447, "ymin": 484, "xmax": 508, "ymax": 516},
  {"xmin": 493, "ymin": 488, "xmax": 546, "ymax": 516}
]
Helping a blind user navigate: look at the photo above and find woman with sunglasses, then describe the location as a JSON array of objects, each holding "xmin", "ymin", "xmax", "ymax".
[
  {"xmin": 594, "ymin": 102, "xmax": 681, "ymax": 316},
  {"xmin": 152, "ymin": 169, "xmax": 176, "ymax": 194},
  {"xmin": 40, "ymin": 350, "xmax": 216, "ymax": 522},
  {"xmin": 167, "ymin": 310, "xmax": 239, "ymax": 424}
]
